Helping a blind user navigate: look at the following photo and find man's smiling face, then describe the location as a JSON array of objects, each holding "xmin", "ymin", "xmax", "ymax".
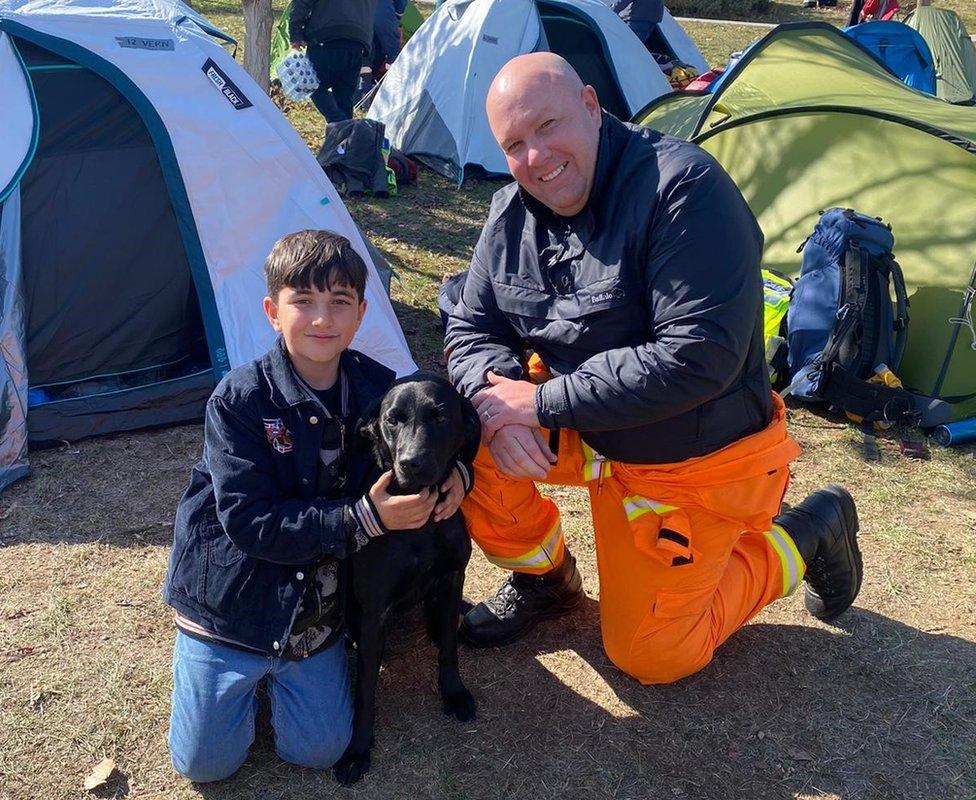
[{"xmin": 487, "ymin": 55, "xmax": 602, "ymax": 218}]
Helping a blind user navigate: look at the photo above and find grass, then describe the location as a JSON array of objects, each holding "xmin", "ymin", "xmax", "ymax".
[{"xmin": 2, "ymin": 1, "xmax": 976, "ymax": 799}]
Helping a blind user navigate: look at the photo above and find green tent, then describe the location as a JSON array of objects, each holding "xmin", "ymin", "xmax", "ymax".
[
  {"xmin": 905, "ymin": 5, "xmax": 976, "ymax": 105},
  {"xmin": 635, "ymin": 23, "xmax": 976, "ymax": 420},
  {"xmin": 270, "ymin": 4, "xmax": 291, "ymax": 80},
  {"xmin": 401, "ymin": 0, "xmax": 423, "ymax": 42}
]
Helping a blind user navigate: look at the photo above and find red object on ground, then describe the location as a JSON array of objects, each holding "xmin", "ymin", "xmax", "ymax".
[{"xmin": 685, "ymin": 67, "xmax": 724, "ymax": 92}]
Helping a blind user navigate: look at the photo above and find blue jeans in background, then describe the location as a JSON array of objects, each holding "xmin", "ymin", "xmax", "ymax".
[{"xmin": 168, "ymin": 632, "xmax": 353, "ymax": 783}]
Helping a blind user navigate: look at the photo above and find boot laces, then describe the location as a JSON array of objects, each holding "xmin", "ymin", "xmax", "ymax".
[{"xmin": 485, "ymin": 573, "xmax": 550, "ymax": 618}]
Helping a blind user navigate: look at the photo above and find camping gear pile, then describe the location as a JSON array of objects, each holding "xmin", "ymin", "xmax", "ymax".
[
  {"xmin": 366, "ymin": 0, "xmax": 706, "ymax": 182},
  {"xmin": 0, "ymin": 0, "xmax": 416, "ymax": 491},
  {"xmin": 638, "ymin": 23, "xmax": 976, "ymax": 443}
]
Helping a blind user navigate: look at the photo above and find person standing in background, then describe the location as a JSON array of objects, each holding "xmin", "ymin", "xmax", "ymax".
[
  {"xmin": 607, "ymin": 0, "xmax": 663, "ymax": 46},
  {"xmin": 371, "ymin": 0, "xmax": 408, "ymax": 84},
  {"xmin": 290, "ymin": 0, "xmax": 377, "ymax": 123}
]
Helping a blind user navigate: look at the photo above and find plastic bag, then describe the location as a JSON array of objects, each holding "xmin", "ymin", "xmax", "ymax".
[{"xmin": 276, "ymin": 49, "xmax": 319, "ymax": 101}]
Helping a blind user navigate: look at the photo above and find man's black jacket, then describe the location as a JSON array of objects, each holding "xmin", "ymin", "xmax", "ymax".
[{"xmin": 445, "ymin": 114, "xmax": 772, "ymax": 464}]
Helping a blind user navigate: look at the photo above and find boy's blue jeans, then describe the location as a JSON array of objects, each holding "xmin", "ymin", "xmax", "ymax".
[{"xmin": 168, "ymin": 631, "xmax": 353, "ymax": 782}]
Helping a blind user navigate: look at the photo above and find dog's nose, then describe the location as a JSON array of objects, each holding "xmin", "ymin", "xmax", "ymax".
[{"xmin": 398, "ymin": 455, "xmax": 423, "ymax": 473}]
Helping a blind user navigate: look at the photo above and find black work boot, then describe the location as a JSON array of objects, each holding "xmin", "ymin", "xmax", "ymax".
[
  {"xmin": 459, "ymin": 552, "xmax": 584, "ymax": 648},
  {"xmin": 774, "ymin": 485, "xmax": 862, "ymax": 622}
]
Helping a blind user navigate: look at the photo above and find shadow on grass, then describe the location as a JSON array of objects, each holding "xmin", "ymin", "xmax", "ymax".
[
  {"xmin": 196, "ymin": 601, "xmax": 976, "ymax": 800},
  {"xmin": 390, "ymin": 298, "xmax": 447, "ymax": 374},
  {"xmin": 348, "ymin": 175, "xmax": 501, "ymax": 267}
]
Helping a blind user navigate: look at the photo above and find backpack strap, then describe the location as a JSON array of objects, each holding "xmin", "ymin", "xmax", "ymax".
[
  {"xmin": 885, "ymin": 254, "xmax": 909, "ymax": 372},
  {"xmin": 818, "ymin": 362, "xmax": 952, "ymax": 428}
]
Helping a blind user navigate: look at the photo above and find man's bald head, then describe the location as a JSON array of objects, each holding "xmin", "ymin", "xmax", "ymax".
[
  {"xmin": 487, "ymin": 52, "xmax": 584, "ymax": 113},
  {"xmin": 486, "ymin": 53, "xmax": 602, "ymax": 217}
]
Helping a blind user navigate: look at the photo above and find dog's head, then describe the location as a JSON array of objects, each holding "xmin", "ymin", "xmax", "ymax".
[{"xmin": 359, "ymin": 372, "xmax": 481, "ymax": 493}]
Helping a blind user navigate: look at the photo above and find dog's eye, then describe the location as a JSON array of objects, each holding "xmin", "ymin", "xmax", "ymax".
[
  {"xmin": 385, "ymin": 413, "xmax": 399, "ymax": 426},
  {"xmin": 431, "ymin": 411, "xmax": 446, "ymax": 424}
]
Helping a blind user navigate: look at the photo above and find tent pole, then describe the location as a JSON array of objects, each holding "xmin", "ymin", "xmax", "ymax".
[{"xmin": 932, "ymin": 259, "xmax": 976, "ymax": 399}]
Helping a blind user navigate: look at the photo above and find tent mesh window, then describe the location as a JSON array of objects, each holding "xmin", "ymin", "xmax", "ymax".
[
  {"xmin": 14, "ymin": 37, "xmax": 211, "ymax": 411},
  {"xmin": 537, "ymin": 3, "xmax": 630, "ymax": 120}
]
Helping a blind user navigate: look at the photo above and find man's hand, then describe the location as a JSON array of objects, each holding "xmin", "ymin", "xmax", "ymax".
[
  {"xmin": 369, "ymin": 471, "xmax": 437, "ymax": 530},
  {"xmin": 433, "ymin": 465, "xmax": 465, "ymax": 522},
  {"xmin": 473, "ymin": 371, "xmax": 541, "ymax": 442},
  {"xmin": 290, "ymin": 38, "xmax": 306, "ymax": 50},
  {"xmin": 488, "ymin": 425, "xmax": 556, "ymax": 480}
]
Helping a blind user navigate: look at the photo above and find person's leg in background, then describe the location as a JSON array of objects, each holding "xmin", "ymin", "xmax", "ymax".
[
  {"xmin": 306, "ymin": 42, "xmax": 343, "ymax": 122},
  {"xmin": 306, "ymin": 40, "xmax": 364, "ymax": 123},
  {"xmin": 328, "ymin": 42, "xmax": 366, "ymax": 121}
]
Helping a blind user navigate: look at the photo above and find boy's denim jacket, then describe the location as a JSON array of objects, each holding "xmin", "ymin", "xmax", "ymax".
[{"xmin": 163, "ymin": 338, "xmax": 395, "ymax": 656}]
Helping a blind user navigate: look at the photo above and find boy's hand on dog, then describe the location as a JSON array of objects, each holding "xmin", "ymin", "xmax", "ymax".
[
  {"xmin": 370, "ymin": 470, "xmax": 438, "ymax": 530},
  {"xmin": 433, "ymin": 466, "xmax": 465, "ymax": 522}
]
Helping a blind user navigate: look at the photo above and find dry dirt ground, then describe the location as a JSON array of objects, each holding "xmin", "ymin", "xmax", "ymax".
[
  {"xmin": 3, "ymin": 2, "xmax": 976, "ymax": 798},
  {"xmin": 2, "ymin": 391, "xmax": 974, "ymax": 800}
]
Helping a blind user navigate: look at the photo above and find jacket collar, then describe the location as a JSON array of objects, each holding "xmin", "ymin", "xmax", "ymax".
[
  {"xmin": 518, "ymin": 111, "xmax": 621, "ymax": 240},
  {"xmin": 264, "ymin": 337, "xmax": 346, "ymax": 409},
  {"xmin": 264, "ymin": 337, "xmax": 387, "ymax": 414}
]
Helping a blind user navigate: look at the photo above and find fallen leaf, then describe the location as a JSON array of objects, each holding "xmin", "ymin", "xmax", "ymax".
[{"xmin": 84, "ymin": 758, "xmax": 116, "ymax": 791}]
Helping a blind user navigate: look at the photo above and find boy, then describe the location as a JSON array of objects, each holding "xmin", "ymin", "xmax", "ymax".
[{"xmin": 163, "ymin": 230, "xmax": 468, "ymax": 782}]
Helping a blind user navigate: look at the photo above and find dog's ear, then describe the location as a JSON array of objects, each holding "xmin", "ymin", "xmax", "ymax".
[
  {"xmin": 356, "ymin": 397, "xmax": 393, "ymax": 470},
  {"xmin": 457, "ymin": 394, "xmax": 482, "ymax": 464}
]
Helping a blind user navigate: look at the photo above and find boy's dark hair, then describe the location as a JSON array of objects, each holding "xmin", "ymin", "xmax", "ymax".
[{"xmin": 265, "ymin": 230, "xmax": 368, "ymax": 301}]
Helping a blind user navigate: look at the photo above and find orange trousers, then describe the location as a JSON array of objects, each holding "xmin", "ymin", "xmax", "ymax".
[{"xmin": 461, "ymin": 394, "xmax": 803, "ymax": 685}]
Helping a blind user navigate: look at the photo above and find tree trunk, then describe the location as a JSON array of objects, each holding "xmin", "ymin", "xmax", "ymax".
[{"xmin": 242, "ymin": 0, "xmax": 272, "ymax": 94}]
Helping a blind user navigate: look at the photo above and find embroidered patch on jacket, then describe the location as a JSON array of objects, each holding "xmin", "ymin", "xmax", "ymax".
[{"xmin": 263, "ymin": 418, "xmax": 293, "ymax": 454}]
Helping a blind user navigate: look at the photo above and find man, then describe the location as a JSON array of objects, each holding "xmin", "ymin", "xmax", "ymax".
[
  {"xmin": 290, "ymin": 0, "xmax": 376, "ymax": 123},
  {"xmin": 444, "ymin": 53, "xmax": 862, "ymax": 685}
]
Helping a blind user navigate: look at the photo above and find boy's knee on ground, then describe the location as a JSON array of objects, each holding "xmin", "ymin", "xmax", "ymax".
[
  {"xmin": 276, "ymin": 722, "xmax": 352, "ymax": 769},
  {"xmin": 171, "ymin": 745, "xmax": 247, "ymax": 784}
]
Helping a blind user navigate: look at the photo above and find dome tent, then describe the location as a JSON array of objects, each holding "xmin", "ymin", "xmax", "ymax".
[
  {"xmin": 904, "ymin": 3, "xmax": 976, "ymax": 105},
  {"xmin": 636, "ymin": 23, "xmax": 976, "ymax": 420},
  {"xmin": 0, "ymin": 0, "xmax": 415, "ymax": 491},
  {"xmin": 367, "ymin": 0, "xmax": 706, "ymax": 183},
  {"xmin": 842, "ymin": 19, "xmax": 936, "ymax": 95}
]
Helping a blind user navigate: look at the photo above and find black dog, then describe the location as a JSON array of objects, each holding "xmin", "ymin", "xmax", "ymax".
[{"xmin": 333, "ymin": 372, "xmax": 481, "ymax": 785}]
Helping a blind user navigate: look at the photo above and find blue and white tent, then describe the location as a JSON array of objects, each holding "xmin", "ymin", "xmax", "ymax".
[
  {"xmin": 0, "ymin": 0, "xmax": 415, "ymax": 490},
  {"xmin": 367, "ymin": 0, "xmax": 706, "ymax": 182}
]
